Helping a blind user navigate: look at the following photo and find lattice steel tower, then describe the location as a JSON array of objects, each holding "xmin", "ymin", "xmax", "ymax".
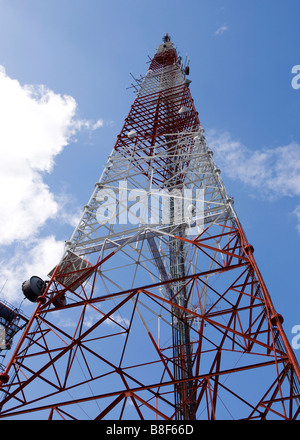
[{"xmin": 1, "ymin": 34, "xmax": 300, "ymax": 420}]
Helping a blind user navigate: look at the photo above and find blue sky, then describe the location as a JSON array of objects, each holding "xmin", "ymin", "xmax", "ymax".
[{"xmin": 0, "ymin": 0, "xmax": 300, "ymax": 363}]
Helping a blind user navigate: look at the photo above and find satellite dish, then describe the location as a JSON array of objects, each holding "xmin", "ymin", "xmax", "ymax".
[{"xmin": 22, "ymin": 276, "xmax": 46, "ymax": 303}]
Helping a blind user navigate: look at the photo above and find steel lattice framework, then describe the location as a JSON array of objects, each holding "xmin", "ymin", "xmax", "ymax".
[{"xmin": 0, "ymin": 35, "xmax": 300, "ymax": 420}]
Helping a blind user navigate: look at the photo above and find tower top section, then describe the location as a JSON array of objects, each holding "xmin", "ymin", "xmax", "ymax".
[
  {"xmin": 149, "ymin": 33, "xmax": 178, "ymax": 71},
  {"xmin": 162, "ymin": 33, "xmax": 171, "ymax": 43},
  {"xmin": 157, "ymin": 33, "xmax": 174, "ymax": 52}
]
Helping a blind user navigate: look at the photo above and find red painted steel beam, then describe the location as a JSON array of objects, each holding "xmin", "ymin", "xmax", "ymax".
[
  {"xmin": 0, "ymin": 357, "xmax": 289, "ymax": 419},
  {"xmin": 236, "ymin": 217, "xmax": 300, "ymax": 384}
]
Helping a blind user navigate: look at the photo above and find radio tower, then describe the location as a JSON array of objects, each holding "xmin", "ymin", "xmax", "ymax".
[{"xmin": 0, "ymin": 34, "xmax": 300, "ymax": 420}]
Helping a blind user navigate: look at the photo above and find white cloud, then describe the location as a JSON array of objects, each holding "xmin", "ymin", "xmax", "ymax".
[
  {"xmin": 0, "ymin": 66, "xmax": 104, "ymax": 303},
  {"xmin": 214, "ymin": 25, "xmax": 228, "ymax": 36},
  {"xmin": 207, "ymin": 131, "xmax": 300, "ymax": 197},
  {"xmin": 293, "ymin": 205, "xmax": 300, "ymax": 234},
  {"xmin": 83, "ymin": 309, "xmax": 130, "ymax": 329},
  {"xmin": 72, "ymin": 117, "xmax": 104, "ymax": 132},
  {"xmin": 0, "ymin": 66, "xmax": 102, "ymax": 247},
  {"xmin": 207, "ymin": 130, "xmax": 300, "ymax": 229}
]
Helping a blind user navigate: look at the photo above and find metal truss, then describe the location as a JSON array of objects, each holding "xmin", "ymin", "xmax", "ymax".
[{"xmin": 0, "ymin": 35, "xmax": 300, "ymax": 420}]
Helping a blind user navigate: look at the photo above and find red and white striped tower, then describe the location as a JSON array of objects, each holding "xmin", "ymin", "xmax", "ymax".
[{"xmin": 0, "ymin": 34, "xmax": 300, "ymax": 420}]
